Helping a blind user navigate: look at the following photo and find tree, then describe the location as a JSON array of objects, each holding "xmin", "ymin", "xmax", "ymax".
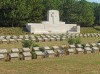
[
  {"xmin": 62, "ymin": 0, "xmax": 78, "ymax": 24},
  {"xmin": 42, "ymin": 0, "xmax": 64, "ymax": 20},
  {"xmin": 77, "ymin": 0, "xmax": 95, "ymax": 27},
  {"xmin": 0, "ymin": 0, "xmax": 44, "ymax": 27},
  {"xmin": 94, "ymin": 4, "xmax": 100, "ymax": 26}
]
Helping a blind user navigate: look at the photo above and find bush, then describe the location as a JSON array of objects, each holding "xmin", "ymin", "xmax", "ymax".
[
  {"xmin": 68, "ymin": 38, "xmax": 75, "ymax": 44},
  {"xmin": 75, "ymin": 38, "xmax": 81, "ymax": 44},
  {"xmin": 31, "ymin": 52, "xmax": 37, "ymax": 59},
  {"xmin": 22, "ymin": 40, "xmax": 32, "ymax": 48},
  {"xmin": 68, "ymin": 38, "xmax": 81, "ymax": 44},
  {"xmin": 39, "ymin": 47, "xmax": 45, "ymax": 52}
]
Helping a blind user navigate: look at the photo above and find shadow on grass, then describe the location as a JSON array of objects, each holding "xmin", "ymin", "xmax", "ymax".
[
  {"xmin": 93, "ymin": 26, "xmax": 100, "ymax": 31},
  {"xmin": 23, "ymin": 27, "xmax": 29, "ymax": 32}
]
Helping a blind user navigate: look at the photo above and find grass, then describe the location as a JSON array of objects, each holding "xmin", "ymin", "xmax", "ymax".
[
  {"xmin": 0, "ymin": 37, "xmax": 99, "ymax": 51},
  {"xmin": 0, "ymin": 27, "xmax": 99, "ymax": 74},
  {"xmin": 0, "ymin": 26, "xmax": 99, "ymax": 35},
  {"xmin": 0, "ymin": 27, "xmax": 30, "ymax": 35},
  {"xmin": 81, "ymin": 26, "xmax": 100, "ymax": 33},
  {"xmin": 0, "ymin": 53, "xmax": 100, "ymax": 74}
]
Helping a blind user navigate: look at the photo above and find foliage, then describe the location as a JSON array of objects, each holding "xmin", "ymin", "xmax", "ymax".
[
  {"xmin": 0, "ymin": 0, "xmax": 44, "ymax": 27},
  {"xmin": 31, "ymin": 52, "xmax": 37, "ymax": 59},
  {"xmin": 68, "ymin": 38, "xmax": 81, "ymax": 44},
  {"xmin": 68, "ymin": 38, "xmax": 75, "ymax": 44},
  {"xmin": 0, "ymin": 0, "xmax": 100, "ymax": 27},
  {"xmin": 22, "ymin": 40, "xmax": 32, "ymax": 48}
]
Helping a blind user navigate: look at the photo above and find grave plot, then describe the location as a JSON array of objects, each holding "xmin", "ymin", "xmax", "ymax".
[
  {"xmin": 0, "ymin": 54, "xmax": 5, "ymax": 61},
  {"xmin": 84, "ymin": 47, "xmax": 93, "ymax": 53},
  {"xmin": 66, "ymin": 48, "xmax": 75, "ymax": 55},
  {"xmin": 32, "ymin": 47, "xmax": 44, "ymax": 59},
  {"xmin": 75, "ymin": 48, "xmax": 85, "ymax": 54},
  {"xmin": 69, "ymin": 44, "xmax": 76, "ymax": 50},
  {"xmin": 60, "ymin": 45, "xmax": 67, "ymax": 54},
  {"xmin": 12, "ymin": 35, "xmax": 17, "ymax": 39},
  {"xmin": 17, "ymin": 38, "xmax": 22, "ymax": 43},
  {"xmin": 11, "ymin": 48, "xmax": 19, "ymax": 53},
  {"xmin": 6, "ymin": 35, "xmax": 11, "ymax": 40},
  {"xmin": 56, "ymin": 37, "xmax": 61, "ymax": 41},
  {"xmin": 90, "ymin": 43, "xmax": 97, "ymax": 47},
  {"xmin": 0, "ymin": 49, "xmax": 8, "ymax": 61},
  {"xmin": 92, "ymin": 47, "xmax": 99, "ymax": 53},
  {"xmin": 2, "ymin": 39, "xmax": 8, "ymax": 44},
  {"xmin": 8, "ymin": 53, "xmax": 19, "ymax": 61},
  {"xmin": 34, "ymin": 51, "xmax": 44, "ymax": 59},
  {"xmin": 76, "ymin": 44, "xmax": 83, "ymax": 48},
  {"xmin": 22, "ymin": 52, "xmax": 32, "ymax": 60},
  {"xmin": 9, "ymin": 39, "xmax": 15, "ymax": 44},
  {"xmin": 61, "ymin": 36, "xmax": 66, "ymax": 41},
  {"xmin": 84, "ymin": 43, "xmax": 91, "ymax": 47},
  {"xmin": 42, "ymin": 46, "xmax": 55, "ymax": 58},
  {"xmin": 18, "ymin": 35, "xmax": 23, "ymax": 39},
  {"xmin": 43, "ymin": 37, "xmax": 49, "ymax": 42},
  {"xmin": 52, "ymin": 46, "xmax": 64, "ymax": 57},
  {"xmin": 24, "ymin": 35, "xmax": 30, "ymax": 39},
  {"xmin": 22, "ymin": 48, "xmax": 31, "ymax": 52},
  {"xmin": 32, "ymin": 47, "xmax": 40, "ymax": 52},
  {"xmin": 97, "ymin": 43, "xmax": 100, "ymax": 49},
  {"xmin": 36, "ymin": 37, "xmax": 44, "ymax": 42},
  {"xmin": 90, "ymin": 43, "xmax": 99, "ymax": 53}
]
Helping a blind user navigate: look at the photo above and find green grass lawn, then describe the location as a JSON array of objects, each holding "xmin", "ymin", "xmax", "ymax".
[
  {"xmin": 0, "ymin": 27, "xmax": 30, "ymax": 35},
  {"xmin": 0, "ymin": 37, "xmax": 99, "ymax": 51},
  {"xmin": 81, "ymin": 26, "xmax": 100, "ymax": 33},
  {"xmin": 0, "ymin": 26, "xmax": 99, "ymax": 35},
  {"xmin": 0, "ymin": 53, "xmax": 100, "ymax": 74},
  {"xmin": 0, "ymin": 27, "xmax": 99, "ymax": 74}
]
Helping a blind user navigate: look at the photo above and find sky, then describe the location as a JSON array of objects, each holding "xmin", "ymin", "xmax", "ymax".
[{"xmin": 87, "ymin": 0, "xmax": 100, "ymax": 3}]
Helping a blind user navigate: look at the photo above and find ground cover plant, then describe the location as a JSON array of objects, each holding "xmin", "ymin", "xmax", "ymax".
[
  {"xmin": 0, "ymin": 27, "xmax": 99, "ymax": 35},
  {"xmin": 0, "ymin": 53, "xmax": 100, "ymax": 74}
]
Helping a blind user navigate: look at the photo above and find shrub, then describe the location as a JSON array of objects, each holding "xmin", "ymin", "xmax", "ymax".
[
  {"xmin": 68, "ymin": 38, "xmax": 81, "ymax": 44},
  {"xmin": 22, "ymin": 40, "xmax": 32, "ymax": 48},
  {"xmin": 39, "ymin": 47, "xmax": 45, "ymax": 52},
  {"xmin": 75, "ymin": 38, "xmax": 81, "ymax": 44},
  {"xmin": 31, "ymin": 52, "xmax": 37, "ymax": 59},
  {"xmin": 68, "ymin": 38, "xmax": 76, "ymax": 44}
]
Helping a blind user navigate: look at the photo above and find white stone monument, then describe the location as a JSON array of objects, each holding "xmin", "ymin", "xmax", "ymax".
[{"xmin": 26, "ymin": 10, "xmax": 80, "ymax": 34}]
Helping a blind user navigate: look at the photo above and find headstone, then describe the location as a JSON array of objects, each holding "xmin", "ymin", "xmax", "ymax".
[
  {"xmin": 22, "ymin": 48, "xmax": 30, "ymax": 52},
  {"xmin": 35, "ymin": 51, "xmax": 44, "ymax": 59},
  {"xmin": 44, "ymin": 50, "xmax": 55, "ymax": 58},
  {"xmin": 84, "ymin": 47, "xmax": 92, "ymax": 53},
  {"xmin": 32, "ymin": 47, "xmax": 40, "ymax": 51},
  {"xmin": 22, "ymin": 52, "xmax": 32, "ymax": 60},
  {"xmin": 75, "ymin": 48, "xmax": 84, "ymax": 54},
  {"xmin": 11, "ymin": 48, "xmax": 19, "ymax": 53}
]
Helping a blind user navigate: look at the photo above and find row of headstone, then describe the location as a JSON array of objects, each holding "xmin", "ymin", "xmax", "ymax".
[
  {"xmin": 0, "ymin": 33, "xmax": 99, "ymax": 40},
  {"xmin": 0, "ymin": 34, "xmax": 66, "ymax": 43},
  {"xmin": 0, "ymin": 48, "xmax": 32, "ymax": 61},
  {"xmin": 67, "ymin": 33, "xmax": 100, "ymax": 38},
  {"xmin": 68, "ymin": 43, "xmax": 100, "ymax": 54},
  {"xmin": 0, "ymin": 43, "xmax": 100, "ymax": 61}
]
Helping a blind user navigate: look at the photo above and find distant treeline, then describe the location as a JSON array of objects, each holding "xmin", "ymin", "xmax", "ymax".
[{"xmin": 0, "ymin": 0, "xmax": 100, "ymax": 27}]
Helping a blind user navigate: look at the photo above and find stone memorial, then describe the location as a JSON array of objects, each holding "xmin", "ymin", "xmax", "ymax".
[{"xmin": 26, "ymin": 10, "xmax": 80, "ymax": 34}]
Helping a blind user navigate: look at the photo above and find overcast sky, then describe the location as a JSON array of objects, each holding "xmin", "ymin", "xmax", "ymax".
[{"xmin": 87, "ymin": 0, "xmax": 100, "ymax": 3}]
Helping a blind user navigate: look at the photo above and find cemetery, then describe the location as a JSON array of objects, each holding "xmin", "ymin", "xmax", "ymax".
[{"xmin": 0, "ymin": 0, "xmax": 100, "ymax": 73}]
